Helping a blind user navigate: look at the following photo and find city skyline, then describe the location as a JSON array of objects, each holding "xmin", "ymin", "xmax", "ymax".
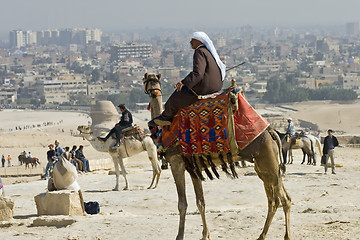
[{"xmin": 1, "ymin": 0, "xmax": 360, "ymax": 39}]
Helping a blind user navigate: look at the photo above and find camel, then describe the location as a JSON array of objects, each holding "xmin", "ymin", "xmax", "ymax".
[
  {"xmin": 143, "ymin": 73, "xmax": 291, "ymax": 240},
  {"xmin": 143, "ymin": 73, "xmax": 169, "ymax": 169},
  {"xmin": 77, "ymin": 101, "xmax": 161, "ymax": 191}
]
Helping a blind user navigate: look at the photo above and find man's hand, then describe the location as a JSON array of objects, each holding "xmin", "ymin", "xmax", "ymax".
[{"xmin": 174, "ymin": 81, "xmax": 184, "ymax": 91}]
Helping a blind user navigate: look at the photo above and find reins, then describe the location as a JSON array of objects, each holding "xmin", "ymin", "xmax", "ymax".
[{"xmin": 143, "ymin": 77, "xmax": 163, "ymax": 98}]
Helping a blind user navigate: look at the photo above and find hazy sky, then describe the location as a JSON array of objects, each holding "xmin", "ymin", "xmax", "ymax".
[{"xmin": 1, "ymin": 0, "xmax": 360, "ymax": 35}]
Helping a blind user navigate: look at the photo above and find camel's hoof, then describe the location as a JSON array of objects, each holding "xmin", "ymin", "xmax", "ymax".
[
  {"xmin": 123, "ymin": 187, "xmax": 128, "ymax": 191},
  {"xmin": 112, "ymin": 187, "xmax": 119, "ymax": 191}
]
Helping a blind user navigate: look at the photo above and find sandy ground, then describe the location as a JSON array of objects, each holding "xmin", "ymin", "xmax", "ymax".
[{"xmin": 0, "ymin": 102, "xmax": 360, "ymax": 240}]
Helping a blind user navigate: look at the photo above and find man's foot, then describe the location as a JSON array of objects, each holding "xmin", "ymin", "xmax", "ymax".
[
  {"xmin": 97, "ymin": 137, "xmax": 107, "ymax": 142},
  {"xmin": 148, "ymin": 119, "xmax": 157, "ymax": 127},
  {"xmin": 153, "ymin": 116, "xmax": 172, "ymax": 126},
  {"xmin": 332, "ymin": 171, "xmax": 336, "ymax": 174},
  {"xmin": 111, "ymin": 143, "xmax": 120, "ymax": 149}
]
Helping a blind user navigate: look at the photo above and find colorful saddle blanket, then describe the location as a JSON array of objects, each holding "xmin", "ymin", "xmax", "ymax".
[{"xmin": 160, "ymin": 89, "xmax": 269, "ymax": 154}]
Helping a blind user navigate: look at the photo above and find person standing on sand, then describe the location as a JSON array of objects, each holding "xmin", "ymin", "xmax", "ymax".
[
  {"xmin": 1, "ymin": 155, "xmax": 5, "ymax": 168},
  {"xmin": 45, "ymin": 144, "xmax": 56, "ymax": 180},
  {"xmin": 7, "ymin": 155, "xmax": 11, "ymax": 167},
  {"xmin": 323, "ymin": 129, "xmax": 339, "ymax": 174},
  {"xmin": 54, "ymin": 140, "xmax": 65, "ymax": 158}
]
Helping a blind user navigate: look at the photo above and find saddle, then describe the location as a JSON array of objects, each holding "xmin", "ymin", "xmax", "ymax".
[
  {"xmin": 111, "ymin": 125, "xmax": 145, "ymax": 140},
  {"xmin": 155, "ymin": 87, "xmax": 269, "ymax": 155}
]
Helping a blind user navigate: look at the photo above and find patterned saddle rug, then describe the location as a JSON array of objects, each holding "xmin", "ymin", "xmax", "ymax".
[{"xmin": 158, "ymin": 89, "xmax": 269, "ymax": 154}]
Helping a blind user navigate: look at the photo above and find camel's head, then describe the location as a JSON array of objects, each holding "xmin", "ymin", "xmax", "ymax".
[
  {"xmin": 77, "ymin": 125, "xmax": 91, "ymax": 134},
  {"xmin": 143, "ymin": 73, "xmax": 162, "ymax": 97}
]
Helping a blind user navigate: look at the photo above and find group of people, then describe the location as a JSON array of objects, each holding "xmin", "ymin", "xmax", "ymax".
[
  {"xmin": 285, "ymin": 117, "xmax": 339, "ymax": 174},
  {"xmin": 1, "ymin": 154, "xmax": 11, "ymax": 168},
  {"xmin": 45, "ymin": 140, "xmax": 90, "ymax": 179}
]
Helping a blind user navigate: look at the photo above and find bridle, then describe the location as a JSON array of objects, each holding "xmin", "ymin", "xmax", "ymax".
[
  {"xmin": 143, "ymin": 77, "xmax": 162, "ymax": 98},
  {"xmin": 78, "ymin": 127, "xmax": 94, "ymax": 140}
]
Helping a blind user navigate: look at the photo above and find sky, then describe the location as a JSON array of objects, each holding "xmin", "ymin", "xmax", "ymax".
[{"xmin": 0, "ymin": 0, "xmax": 360, "ymax": 37}]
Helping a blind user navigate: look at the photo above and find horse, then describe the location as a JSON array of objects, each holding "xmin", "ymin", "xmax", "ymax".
[
  {"xmin": 18, "ymin": 155, "xmax": 40, "ymax": 169},
  {"xmin": 275, "ymin": 131, "xmax": 316, "ymax": 165}
]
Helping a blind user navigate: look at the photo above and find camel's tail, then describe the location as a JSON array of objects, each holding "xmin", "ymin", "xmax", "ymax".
[{"xmin": 269, "ymin": 128, "xmax": 286, "ymax": 174}]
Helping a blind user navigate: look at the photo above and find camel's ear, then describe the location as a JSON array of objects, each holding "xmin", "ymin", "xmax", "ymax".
[
  {"xmin": 157, "ymin": 73, "xmax": 161, "ymax": 80},
  {"xmin": 144, "ymin": 73, "xmax": 148, "ymax": 80}
]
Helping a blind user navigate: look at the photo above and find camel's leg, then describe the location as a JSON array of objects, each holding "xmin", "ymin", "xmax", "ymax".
[
  {"xmin": 118, "ymin": 158, "xmax": 129, "ymax": 190},
  {"xmin": 190, "ymin": 176, "xmax": 210, "ymax": 240},
  {"xmin": 169, "ymin": 157, "xmax": 187, "ymax": 240},
  {"xmin": 280, "ymin": 184, "xmax": 291, "ymax": 240},
  {"xmin": 112, "ymin": 157, "xmax": 121, "ymax": 191},
  {"xmin": 145, "ymin": 142, "xmax": 161, "ymax": 189},
  {"xmin": 254, "ymin": 136, "xmax": 290, "ymax": 240},
  {"xmin": 256, "ymin": 182, "xmax": 281, "ymax": 240}
]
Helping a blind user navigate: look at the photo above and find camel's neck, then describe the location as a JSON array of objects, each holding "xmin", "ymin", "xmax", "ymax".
[
  {"xmin": 81, "ymin": 133, "xmax": 111, "ymax": 152},
  {"xmin": 150, "ymin": 95, "xmax": 162, "ymax": 119}
]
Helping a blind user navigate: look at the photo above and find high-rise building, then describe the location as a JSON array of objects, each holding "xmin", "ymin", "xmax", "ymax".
[
  {"xmin": 9, "ymin": 30, "xmax": 36, "ymax": 48},
  {"xmin": 110, "ymin": 43, "xmax": 152, "ymax": 62},
  {"xmin": 346, "ymin": 22, "xmax": 359, "ymax": 35}
]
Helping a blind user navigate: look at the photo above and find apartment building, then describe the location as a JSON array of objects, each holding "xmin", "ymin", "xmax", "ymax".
[
  {"xmin": 9, "ymin": 30, "xmax": 37, "ymax": 48},
  {"xmin": 110, "ymin": 43, "xmax": 152, "ymax": 62},
  {"xmin": 341, "ymin": 73, "xmax": 360, "ymax": 93},
  {"xmin": 40, "ymin": 74, "xmax": 87, "ymax": 104},
  {"xmin": 0, "ymin": 87, "xmax": 17, "ymax": 104}
]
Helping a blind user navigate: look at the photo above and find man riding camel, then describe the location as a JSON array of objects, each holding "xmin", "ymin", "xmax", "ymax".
[
  {"xmin": 98, "ymin": 104, "xmax": 133, "ymax": 149},
  {"xmin": 149, "ymin": 31, "xmax": 226, "ymax": 126}
]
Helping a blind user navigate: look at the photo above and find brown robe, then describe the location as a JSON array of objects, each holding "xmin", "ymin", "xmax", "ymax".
[{"xmin": 162, "ymin": 46, "xmax": 223, "ymax": 119}]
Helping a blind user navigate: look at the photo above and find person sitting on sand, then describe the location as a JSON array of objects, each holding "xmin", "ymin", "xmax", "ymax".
[{"xmin": 75, "ymin": 145, "xmax": 90, "ymax": 172}]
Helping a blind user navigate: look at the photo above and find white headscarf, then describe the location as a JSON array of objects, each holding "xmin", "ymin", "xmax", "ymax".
[{"xmin": 192, "ymin": 32, "xmax": 226, "ymax": 80}]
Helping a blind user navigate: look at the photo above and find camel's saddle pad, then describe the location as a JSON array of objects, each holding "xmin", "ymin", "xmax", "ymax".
[
  {"xmin": 160, "ymin": 89, "xmax": 269, "ymax": 154},
  {"xmin": 111, "ymin": 125, "xmax": 144, "ymax": 139}
]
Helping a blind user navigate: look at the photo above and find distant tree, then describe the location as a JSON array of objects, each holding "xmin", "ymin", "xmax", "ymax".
[
  {"xmin": 82, "ymin": 64, "xmax": 93, "ymax": 76},
  {"xmin": 128, "ymin": 88, "xmax": 149, "ymax": 110},
  {"xmin": 263, "ymin": 77, "xmax": 283, "ymax": 103},
  {"xmin": 69, "ymin": 94, "xmax": 92, "ymax": 105},
  {"xmin": 70, "ymin": 62, "xmax": 83, "ymax": 74},
  {"xmin": 107, "ymin": 93, "xmax": 129, "ymax": 106},
  {"xmin": 91, "ymin": 69, "xmax": 101, "ymax": 82}
]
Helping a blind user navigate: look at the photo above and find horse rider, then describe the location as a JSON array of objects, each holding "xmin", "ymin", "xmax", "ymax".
[
  {"xmin": 148, "ymin": 31, "xmax": 226, "ymax": 126},
  {"xmin": 98, "ymin": 104, "xmax": 133, "ymax": 149},
  {"xmin": 286, "ymin": 117, "xmax": 295, "ymax": 137}
]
